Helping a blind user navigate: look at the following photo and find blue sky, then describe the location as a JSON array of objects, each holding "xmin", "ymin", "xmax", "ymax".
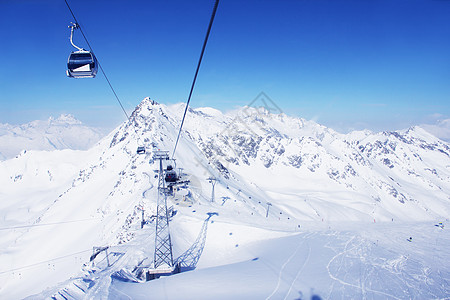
[{"xmin": 0, "ymin": 0, "xmax": 449, "ymax": 133}]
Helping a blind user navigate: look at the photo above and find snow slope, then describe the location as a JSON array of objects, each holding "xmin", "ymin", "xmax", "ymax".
[
  {"xmin": 0, "ymin": 114, "xmax": 105, "ymax": 160},
  {"xmin": 108, "ymin": 222, "xmax": 450, "ymax": 300},
  {"xmin": 0, "ymin": 97, "xmax": 449, "ymax": 299}
]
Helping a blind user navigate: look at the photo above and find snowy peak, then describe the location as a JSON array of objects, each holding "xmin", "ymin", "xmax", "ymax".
[{"xmin": 48, "ymin": 114, "xmax": 82, "ymax": 125}]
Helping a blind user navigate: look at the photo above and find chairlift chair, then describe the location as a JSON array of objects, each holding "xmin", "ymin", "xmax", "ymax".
[
  {"xmin": 137, "ymin": 146, "xmax": 146, "ymax": 154},
  {"xmin": 66, "ymin": 23, "xmax": 98, "ymax": 78},
  {"xmin": 165, "ymin": 165, "xmax": 178, "ymax": 183},
  {"xmin": 67, "ymin": 51, "xmax": 98, "ymax": 78}
]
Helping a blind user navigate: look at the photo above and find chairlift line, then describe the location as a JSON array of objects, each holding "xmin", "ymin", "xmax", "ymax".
[
  {"xmin": 64, "ymin": 0, "xmax": 220, "ymax": 157},
  {"xmin": 61, "ymin": 1, "xmax": 218, "ymax": 282}
]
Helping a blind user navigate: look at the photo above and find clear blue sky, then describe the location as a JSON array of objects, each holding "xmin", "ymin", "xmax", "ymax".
[{"xmin": 0, "ymin": 0, "xmax": 449, "ymax": 132}]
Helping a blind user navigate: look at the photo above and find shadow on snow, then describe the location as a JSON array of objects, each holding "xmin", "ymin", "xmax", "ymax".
[{"xmin": 175, "ymin": 212, "xmax": 218, "ymax": 272}]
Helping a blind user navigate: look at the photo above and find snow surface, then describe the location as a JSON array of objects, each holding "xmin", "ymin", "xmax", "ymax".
[
  {"xmin": 0, "ymin": 114, "xmax": 105, "ymax": 160},
  {"xmin": 0, "ymin": 97, "xmax": 449, "ymax": 299}
]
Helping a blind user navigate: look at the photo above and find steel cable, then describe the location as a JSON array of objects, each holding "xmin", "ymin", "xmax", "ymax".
[
  {"xmin": 172, "ymin": 0, "xmax": 220, "ymax": 158},
  {"xmin": 64, "ymin": 0, "xmax": 147, "ymax": 147}
]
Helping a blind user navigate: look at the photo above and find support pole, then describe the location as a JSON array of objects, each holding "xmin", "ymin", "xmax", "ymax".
[
  {"xmin": 266, "ymin": 202, "xmax": 272, "ymax": 218},
  {"xmin": 207, "ymin": 177, "xmax": 217, "ymax": 203}
]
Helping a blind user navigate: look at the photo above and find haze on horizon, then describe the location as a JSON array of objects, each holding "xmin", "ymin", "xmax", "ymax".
[{"xmin": 0, "ymin": 0, "xmax": 449, "ymax": 137}]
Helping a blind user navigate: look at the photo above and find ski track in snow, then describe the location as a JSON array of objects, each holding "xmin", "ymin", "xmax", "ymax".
[
  {"xmin": 265, "ymin": 233, "xmax": 312, "ymax": 300},
  {"xmin": 283, "ymin": 238, "xmax": 311, "ymax": 300},
  {"xmin": 326, "ymin": 234, "xmax": 354, "ymax": 299},
  {"xmin": 110, "ymin": 285, "xmax": 132, "ymax": 300},
  {"xmin": 326, "ymin": 235, "xmax": 401, "ymax": 300}
]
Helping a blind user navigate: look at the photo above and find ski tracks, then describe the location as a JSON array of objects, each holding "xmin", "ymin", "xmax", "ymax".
[
  {"xmin": 326, "ymin": 236, "xmax": 401, "ymax": 300},
  {"xmin": 266, "ymin": 232, "xmax": 312, "ymax": 300},
  {"xmin": 283, "ymin": 239, "xmax": 311, "ymax": 300},
  {"xmin": 110, "ymin": 285, "xmax": 132, "ymax": 300}
]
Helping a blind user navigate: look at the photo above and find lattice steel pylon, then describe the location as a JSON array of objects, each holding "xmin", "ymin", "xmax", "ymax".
[{"xmin": 153, "ymin": 151, "xmax": 174, "ymax": 269}]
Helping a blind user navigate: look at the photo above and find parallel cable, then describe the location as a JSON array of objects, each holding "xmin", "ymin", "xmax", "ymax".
[{"xmin": 172, "ymin": 0, "xmax": 220, "ymax": 158}]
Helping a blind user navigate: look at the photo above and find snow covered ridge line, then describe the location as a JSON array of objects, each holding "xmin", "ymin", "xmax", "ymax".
[
  {"xmin": 0, "ymin": 114, "xmax": 106, "ymax": 160},
  {"xmin": 111, "ymin": 97, "xmax": 450, "ymax": 218},
  {"xmin": 192, "ymin": 92, "xmax": 286, "ymax": 172}
]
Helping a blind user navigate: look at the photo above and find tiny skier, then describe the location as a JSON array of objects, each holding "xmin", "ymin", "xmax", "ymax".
[{"xmin": 434, "ymin": 222, "xmax": 444, "ymax": 229}]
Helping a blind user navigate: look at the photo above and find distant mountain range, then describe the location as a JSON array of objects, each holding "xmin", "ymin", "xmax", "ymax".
[{"xmin": 0, "ymin": 114, "xmax": 105, "ymax": 160}]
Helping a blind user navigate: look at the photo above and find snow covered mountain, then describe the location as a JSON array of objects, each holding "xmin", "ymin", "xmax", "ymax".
[
  {"xmin": 0, "ymin": 97, "xmax": 449, "ymax": 299},
  {"xmin": 0, "ymin": 114, "xmax": 105, "ymax": 160},
  {"xmin": 172, "ymin": 102, "xmax": 450, "ymax": 222}
]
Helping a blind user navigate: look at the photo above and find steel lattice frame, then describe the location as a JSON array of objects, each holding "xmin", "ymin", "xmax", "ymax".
[{"xmin": 153, "ymin": 151, "xmax": 174, "ymax": 269}]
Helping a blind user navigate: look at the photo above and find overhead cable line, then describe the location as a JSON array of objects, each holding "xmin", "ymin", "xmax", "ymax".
[
  {"xmin": 0, "ymin": 249, "xmax": 92, "ymax": 275},
  {"xmin": 172, "ymin": 0, "xmax": 220, "ymax": 158},
  {"xmin": 64, "ymin": 0, "xmax": 129, "ymax": 119},
  {"xmin": 0, "ymin": 218, "xmax": 100, "ymax": 231},
  {"xmin": 64, "ymin": 0, "xmax": 147, "ymax": 147}
]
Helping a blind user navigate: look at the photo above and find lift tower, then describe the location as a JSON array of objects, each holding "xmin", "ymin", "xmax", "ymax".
[
  {"xmin": 207, "ymin": 177, "xmax": 217, "ymax": 203},
  {"xmin": 153, "ymin": 151, "xmax": 174, "ymax": 270}
]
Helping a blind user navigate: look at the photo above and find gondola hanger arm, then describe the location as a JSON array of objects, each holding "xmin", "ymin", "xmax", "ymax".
[{"xmin": 69, "ymin": 22, "xmax": 84, "ymax": 51}]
